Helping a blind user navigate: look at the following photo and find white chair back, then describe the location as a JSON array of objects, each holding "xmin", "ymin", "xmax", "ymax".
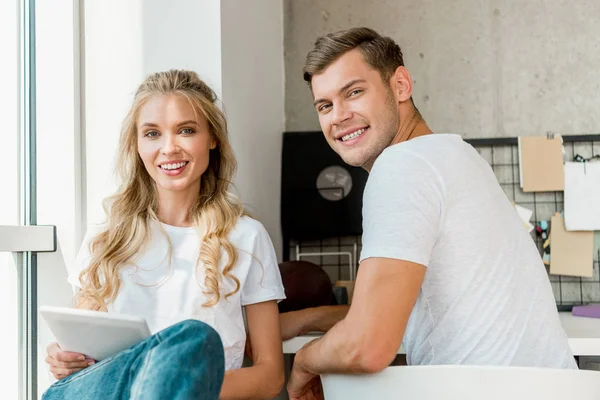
[{"xmin": 322, "ymin": 365, "xmax": 600, "ymax": 400}]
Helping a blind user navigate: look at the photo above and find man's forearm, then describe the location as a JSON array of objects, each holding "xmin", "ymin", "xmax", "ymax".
[
  {"xmin": 295, "ymin": 317, "xmax": 371, "ymax": 375},
  {"xmin": 280, "ymin": 305, "xmax": 349, "ymax": 341},
  {"xmin": 219, "ymin": 364, "xmax": 284, "ymax": 400},
  {"xmin": 308, "ymin": 305, "xmax": 350, "ymax": 332}
]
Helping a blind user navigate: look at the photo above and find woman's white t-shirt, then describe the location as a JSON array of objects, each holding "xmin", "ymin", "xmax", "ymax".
[{"xmin": 68, "ymin": 216, "xmax": 286, "ymax": 370}]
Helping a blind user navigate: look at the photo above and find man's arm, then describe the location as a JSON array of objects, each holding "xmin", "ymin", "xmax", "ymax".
[
  {"xmin": 287, "ymin": 149, "xmax": 440, "ymax": 398},
  {"xmin": 280, "ymin": 305, "xmax": 350, "ymax": 340},
  {"xmin": 291, "ymin": 257, "xmax": 425, "ymax": 378}
]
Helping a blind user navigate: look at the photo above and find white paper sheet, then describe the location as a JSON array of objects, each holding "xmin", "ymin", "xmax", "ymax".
[{"xmin": 564, "ymin": 162, "xmax": 600, "ymax": 231}]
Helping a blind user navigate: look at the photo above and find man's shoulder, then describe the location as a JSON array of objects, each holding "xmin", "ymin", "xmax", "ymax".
[
  {"xmin": 386, "ymin": 133, "xmax": 463, "ymax": 156},
  {"xmin": 373, "ymin": 134, "xmax": 471, "ymax": 174}
]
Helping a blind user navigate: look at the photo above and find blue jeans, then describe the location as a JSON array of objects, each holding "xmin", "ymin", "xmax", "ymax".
[{"xmin": 42, "ymin": 319, "xmax": 225, "ymax": 400}]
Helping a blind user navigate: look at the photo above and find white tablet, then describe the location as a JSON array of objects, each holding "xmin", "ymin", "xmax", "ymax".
[{"xmin": 39, "ymin": 305, "xmax": 151, "ymax": 361}]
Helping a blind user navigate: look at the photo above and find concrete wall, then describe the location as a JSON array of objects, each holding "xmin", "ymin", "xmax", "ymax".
[{"xmin": 284, "ymin": 0, "xmax": 600, "ymax": 138}]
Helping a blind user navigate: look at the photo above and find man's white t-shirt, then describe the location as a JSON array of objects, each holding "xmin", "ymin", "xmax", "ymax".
[
  {"xmin": 360, "ymin": 134, "xmax": 576, "ymax": 368},
  {"xmin": 68, "ymin": 216, "xmax": 286, "ymax": 370}
]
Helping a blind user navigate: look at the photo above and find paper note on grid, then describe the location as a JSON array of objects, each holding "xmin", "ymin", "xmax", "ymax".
[{"xmin": 564, "ymin": 162, "xmax": 600, "ymax": 231}]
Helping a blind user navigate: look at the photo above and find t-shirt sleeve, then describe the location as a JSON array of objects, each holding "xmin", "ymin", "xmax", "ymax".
[
  {"xmin": 67, "ymin": 225, "xmax": 104, "ymax": 293},
  {"xmin": 359, "ymin": 149, "xmax": 445, "ymax": 267},
  {"xmin": 241, "ymin": 223, "xmax": 286, "ymax": 306}
]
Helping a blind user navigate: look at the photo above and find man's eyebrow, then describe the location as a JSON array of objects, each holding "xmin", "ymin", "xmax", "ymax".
[{"xmin": 313, "ymin": 79, "xmax": 367, "ymax": 107}]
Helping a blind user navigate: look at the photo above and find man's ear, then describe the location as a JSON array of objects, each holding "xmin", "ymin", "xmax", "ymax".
[{"xmin": 390, "ymin": 66, "xmax": 413, "ymax": 103}]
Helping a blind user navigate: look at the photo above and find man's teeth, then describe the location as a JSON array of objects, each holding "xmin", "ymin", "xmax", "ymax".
[
  {"xmin": 160, "ymin": 161, "xmax": 188, "ymax": 170},
  {"xmin": 341, "ymin": 128, "xmax": 366, "ymax": 142}
]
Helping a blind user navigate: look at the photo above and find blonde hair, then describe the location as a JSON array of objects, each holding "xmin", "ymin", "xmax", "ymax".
[{"xmin": 78, "ymin": 69, "xmax": 244, "ymax": 309}]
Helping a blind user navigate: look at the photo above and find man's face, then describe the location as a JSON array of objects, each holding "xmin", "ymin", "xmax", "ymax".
[{"xmin": 311, "ymin": 49, "xmax": 400, "ymax": 170}]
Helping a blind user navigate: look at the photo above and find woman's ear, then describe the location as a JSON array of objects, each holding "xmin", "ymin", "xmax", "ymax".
[{"xmin": 210, "ymin": 138, "xmax": 217, "ymax": 150}]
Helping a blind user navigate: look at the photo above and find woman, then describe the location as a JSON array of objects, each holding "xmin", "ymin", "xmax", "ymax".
[{"xmin": 44, "ymin": 70, "xmax": 286, "ymax": 399}]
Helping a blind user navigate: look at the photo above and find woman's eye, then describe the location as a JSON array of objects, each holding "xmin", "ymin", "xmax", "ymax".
[
  {"xmin": 180, "ymin": 128, "xmax": 195, "ymax": 134},
  {"xmin": 145, "ymin": 131, "xmax": 159, "ymax": 138}
]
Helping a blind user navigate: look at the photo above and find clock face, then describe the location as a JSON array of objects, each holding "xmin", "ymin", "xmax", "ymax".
[{"xmin": 316, "ymin": 165, "xmax": 353, "ymax": 201}]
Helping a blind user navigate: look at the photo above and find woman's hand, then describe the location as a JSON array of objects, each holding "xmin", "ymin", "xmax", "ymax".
[{"xmin": 45, "ymin": 342, "xmax": 95, "ymax": 380}]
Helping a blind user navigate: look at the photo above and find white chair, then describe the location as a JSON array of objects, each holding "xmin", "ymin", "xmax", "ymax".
[{"xmin": 322, "ymin": 365, "xmax": 600, "ymax": 400}]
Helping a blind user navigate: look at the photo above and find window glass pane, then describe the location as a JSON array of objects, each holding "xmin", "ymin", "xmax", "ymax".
[
  {"xmin": 0, "ymin": 0, "xmax": 22, "ymax": 398},
  {"xmin": 35, "ymin": 0, "xmax": 81, "ymax": 395}
]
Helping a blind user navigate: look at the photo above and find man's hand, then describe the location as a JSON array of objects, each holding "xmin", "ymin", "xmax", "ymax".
[{"xmin": 287, "ymin": 358, "xmax": 323, "ymax": 400}]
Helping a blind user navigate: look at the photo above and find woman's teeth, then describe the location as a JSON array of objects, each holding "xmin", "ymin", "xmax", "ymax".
[
  {"xmin": 341, "ymin": 128, "xmax": 366, "ymax": 142},
  {"xmin": 160, "ymin": 161, "xmax": 188, "ymax": 170}
]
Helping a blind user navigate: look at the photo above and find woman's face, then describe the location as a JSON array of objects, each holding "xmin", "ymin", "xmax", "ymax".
[{"xmin": 137, "ymin": 94, "xmax": 216, "ymax": 196}]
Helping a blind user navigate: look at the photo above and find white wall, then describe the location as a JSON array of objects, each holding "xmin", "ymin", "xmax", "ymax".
[
  {"xmin": 83, "ymin": 0, "xmax": 145, "ymax": 226},
  {"xmin": 142, "ymin": 0, "xmax": 223, "ymax": 98},
  {"xmin": 221, "ymin": 0, "xmax": 285, "ymax": 260}
]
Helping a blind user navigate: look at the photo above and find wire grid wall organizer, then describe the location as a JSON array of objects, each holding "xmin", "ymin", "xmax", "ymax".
[{"xmin": 288, "ymin": 134, "xmax": 600, "ymax": 308}]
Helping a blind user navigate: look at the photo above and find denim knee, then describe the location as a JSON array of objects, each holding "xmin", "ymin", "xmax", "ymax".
[
  {"xmin": 156, "ymin": 319, "xmax": 224, "ymax": 373},
  {"xmin": 184, "ymin": 319, "xmax": 218, "ymax": 339},
  {"xmin": 160, "ymin": 319, "xmax": 222, "ymax": 348}
]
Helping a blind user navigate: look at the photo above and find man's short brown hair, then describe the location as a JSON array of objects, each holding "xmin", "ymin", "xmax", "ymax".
[{"xmin": 303, "ymin": 27, "xmax": 406, "ymax": 88}]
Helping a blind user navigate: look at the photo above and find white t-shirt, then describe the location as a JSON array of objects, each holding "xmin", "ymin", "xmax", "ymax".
[
  {"xmin": 360, "ymin": 134, "xmax": 576, "ymax": 368},
  {"xmin": 68, "ymin": 216, "xmax": 286, "ymax": 370}
]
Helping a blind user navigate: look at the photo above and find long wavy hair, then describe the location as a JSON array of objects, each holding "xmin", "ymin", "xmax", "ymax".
[{"xmin": 78, "ymin": 69, "xmax": 245, "ymax": 309}]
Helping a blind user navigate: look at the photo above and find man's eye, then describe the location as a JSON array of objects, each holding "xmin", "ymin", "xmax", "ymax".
[
  {"xmin": 349, "ymin": 89, "xmax": 362, "ymax": 97},
  {"xmin": 319, "ymin": 104, "xmax": 332, "ymax": 113}
]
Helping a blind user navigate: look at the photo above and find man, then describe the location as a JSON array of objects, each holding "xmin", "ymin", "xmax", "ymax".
[{"xmin": 287, "ymin": 27, "xmax": 575, "ymax": 400}]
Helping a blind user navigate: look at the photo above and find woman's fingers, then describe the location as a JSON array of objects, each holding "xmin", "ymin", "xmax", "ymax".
[
  {"xmin": 49, "ymin": 366, "xmax": 85, "ymax": 379},
  {"xmin": 46, "ymin": 342, "xmax": 61, "ymax": 358},
  {"xmin": 54, "ymin": 348, "xmax": 94, "ymax": 367},
  {"xmin": 46, "ymin": 342, "xmax": 95, "ymax": 380},
  {"xmin": 46, "ymin": 353, "xmax": 93, "ymax": 369}
]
